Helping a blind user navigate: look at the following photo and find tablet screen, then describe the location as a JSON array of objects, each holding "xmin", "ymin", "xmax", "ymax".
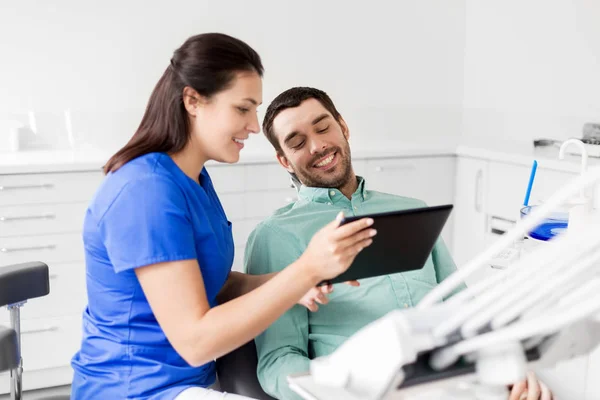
[{"xmin": 319, "ymin": 204, "xmax": 453, "ymax": 286}]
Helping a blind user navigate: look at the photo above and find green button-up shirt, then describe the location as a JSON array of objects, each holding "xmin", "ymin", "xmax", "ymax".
[{"xmin": 244, "ymin": 177, "xmax": 461, "ymax": 400}]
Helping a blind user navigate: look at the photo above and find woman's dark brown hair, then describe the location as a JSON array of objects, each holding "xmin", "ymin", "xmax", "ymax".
[{"xmin": 103, "ymin": 33, "xmax": 264, "ymax": 174}]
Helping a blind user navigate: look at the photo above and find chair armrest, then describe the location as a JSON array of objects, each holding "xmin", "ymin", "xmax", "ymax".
[
  {"xmin": 0, "ymin": 262, "xmax": 49, "ymax": 307},
  {"xmin": 0, "ymin": 325, "xmax": 18, "ymax": 372}
]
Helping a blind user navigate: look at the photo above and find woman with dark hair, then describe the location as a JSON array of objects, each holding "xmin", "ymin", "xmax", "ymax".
[{"xmin": 70, "ymin": 33, "xmax": 374, "ymax": 400}]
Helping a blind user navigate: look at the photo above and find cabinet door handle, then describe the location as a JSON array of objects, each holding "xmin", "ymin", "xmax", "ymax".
[
  {"xmin": 0, "ymin": 183, "xmax": 55, "ymax": 191},
  {"xmin": 21, "ymin": 325, "xmax": 58, "ymax": 334},
  {"xmin": 474, "ymin": 169, "xmax": 483, "ymax": 213},
  {"xmin": 0, "ymin": 214, "xmax": 56, "ymax": 222},
  {"xmin": 0, "ymin": 244, "xmax": 57, "ymax": 253},
  {"xmin": 374, "ymin": 164, "xmax": 415, "ymax": 172},
  {"xmin": 489, "ymin": 216, "xmax": 516, "ymax": 236}
]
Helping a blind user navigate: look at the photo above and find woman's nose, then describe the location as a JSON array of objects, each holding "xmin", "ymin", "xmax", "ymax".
[{"xmin": 248, "ymin": 113, "xmax": 260, "ymax": 134}]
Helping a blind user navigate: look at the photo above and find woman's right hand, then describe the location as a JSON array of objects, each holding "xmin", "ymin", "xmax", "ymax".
[{"xmin": 300, "ymin": 212, "xmax": 376, "ymax": 282}]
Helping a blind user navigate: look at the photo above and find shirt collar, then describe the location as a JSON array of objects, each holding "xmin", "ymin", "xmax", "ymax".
[{"xmin": 298, "ymin": 176, "xmax": 368, "ymax": 204}]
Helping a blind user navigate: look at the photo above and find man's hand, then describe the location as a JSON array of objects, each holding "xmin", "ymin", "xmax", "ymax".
[
  {"xmin": 509, "ymin": 371, "xmax": 553, "ymax": 400},
  {"xmin": 298, "ymin": 281, "xmax": 361, "ymax": 312}
]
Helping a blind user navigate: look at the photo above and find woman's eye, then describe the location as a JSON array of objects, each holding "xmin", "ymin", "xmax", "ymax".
[{"xmin": 237, "ymin": 107, "xmax": 249, "ymax": 114}]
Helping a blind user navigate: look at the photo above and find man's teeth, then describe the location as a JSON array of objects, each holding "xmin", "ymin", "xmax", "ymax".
[
  {"xmin": 233, "ymin": 138, "xmax": 244, "ymax": 144},
  {"xmin": 315, "ymin": 153, "xmax": 335, "ymax": 167}
]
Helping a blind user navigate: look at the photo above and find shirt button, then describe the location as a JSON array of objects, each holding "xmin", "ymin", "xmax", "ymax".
[
  {"xmin": 327, "ymin": 202, "xmax": 332, "ymax": 205},
  {"xmin": 353, "ymin": 206, "xmax": 358, "ymax": 210},
  {"xmin": 404, "ymin": 303, "xmax": 409, "ymax": 308},
  {"xmin": 330, "ymin": 191, "xmax": 336, "ymax": 196}
]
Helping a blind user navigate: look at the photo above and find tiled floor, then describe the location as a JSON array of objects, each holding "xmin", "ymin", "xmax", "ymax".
[{"xmin": 0, "ymin": 385, "xmax": 70, "ymax": 399}]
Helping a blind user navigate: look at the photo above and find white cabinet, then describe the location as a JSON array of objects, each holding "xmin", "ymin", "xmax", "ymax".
[
  {"xmin": 452, "ymin": 157, "xmax": 593, "ymax": 399},
  {"xmin": 0, "ymin": 171, "xmax": 101, "ymax": 393},
  {"xmin": 451, "ymin": 157, "xmax": 491, "ymax": 285},
  {"xmin": 363, "ymin": 156, "xmax": 456, "ymax": 248}
]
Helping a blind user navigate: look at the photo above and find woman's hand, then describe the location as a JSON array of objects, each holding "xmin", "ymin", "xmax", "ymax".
[{"xmin": 300, "ymin": 212, "xmax": 376, "ymax": 283}]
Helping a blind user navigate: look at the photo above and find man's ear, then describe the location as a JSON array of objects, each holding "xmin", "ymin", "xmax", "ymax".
[
  {"xmin": 182, "ymin": 86, "xmax": 208, "ymax": 117},
  {"xmin": 339, "ymin": 115, "xmax": 350, "ymax": 141},
  {"xmin": 276, "ymin": 152, "xmax": 295, "ymax": 174}
]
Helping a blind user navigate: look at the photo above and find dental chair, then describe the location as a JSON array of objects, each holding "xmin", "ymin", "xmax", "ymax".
[
  {"xmin": 216, "ymin": 340, "xmax": 275, "ymax": 400},
  {"xmin": 0, "ymin": 261, "xmax": 69, "ymax": 400}
]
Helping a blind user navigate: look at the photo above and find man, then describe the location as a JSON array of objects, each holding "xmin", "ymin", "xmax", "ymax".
[{"xmin": 244, "ymin": 87, "xmax": 551, "ymax": 400}]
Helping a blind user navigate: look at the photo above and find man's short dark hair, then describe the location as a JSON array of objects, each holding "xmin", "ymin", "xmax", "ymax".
[{"xmin": 262, "ymin": 87, "xmax": 342, "ymax": 154}]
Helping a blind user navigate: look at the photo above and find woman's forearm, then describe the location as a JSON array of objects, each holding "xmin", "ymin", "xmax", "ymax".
[
  {"xmin": 216, "ymin": 271, "xmax": 277, "ymax": 304},
  {"xmin": 185, "ymin": 260, "xmax": 318, "ymax": 366}
]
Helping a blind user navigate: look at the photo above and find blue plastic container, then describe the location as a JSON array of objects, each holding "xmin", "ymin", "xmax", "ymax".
[{"xmin": 520, "ymin": 206, "xmax": 569, "ymax": 241}]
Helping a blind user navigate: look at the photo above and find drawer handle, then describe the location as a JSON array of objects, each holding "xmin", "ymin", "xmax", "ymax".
[
  {"xmin": 374, "ymin": 164, "xmax": 416, "ymax": 172},
  {"xmin": 0, "ymin": 244, "xmax": 57, "ymax": 253},
  {"xmin": 0, "ymin": 214, "xmax": 56, "ymax": 222},
  {"xmin": 0, "ymin": 183, "xmax": 55, "ymax": 191},
  {"xmin": 21, "ymin": 325, "xmax": 58, "ymax": 334}
]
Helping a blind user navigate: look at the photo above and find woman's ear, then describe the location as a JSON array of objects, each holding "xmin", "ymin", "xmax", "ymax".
[
  {"xmin": 182, "ymin": 86, "xmax": 206, "ymax": 117},
  {"xmin": 339, "ymin": 116, "xmax": 350, "ymax": 141}
]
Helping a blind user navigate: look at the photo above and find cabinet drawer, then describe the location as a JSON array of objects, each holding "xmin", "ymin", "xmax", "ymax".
[
  {"xmin": 245, "ymin": 163, "xmax": 294, "ymax": 191},
  {"xmin": 206, "ymin": 165, "xmax": 245, "ymax": 194},
  {"xmin": 221, "ymin": 189, "xmax": 298, "ymax": 222},
  {"xmin": 0, "ymin": 315, "xmax": 82, "ymax": 372},
  {"xmin": 0, "ymin": 202, "xmax": 88, "ymax": 237},
  {"xmin": 0, "ymin": 171, "xmax": 103, "ymax": 206},
  {"xmin": 0, "ymin": 233, "xmax": 83, "ymax": 266},
  {"xmin": 245, "ymin": 189, "xmax": 297, "ymax": 219},
  {"xmin": 364, "ymin": 157, "xmax": 456, "ymax": 206},
  {"xmin": 219, "ymin": 193, "xmax": 245, "ymax": 221},
  {"xmin": 232, "ymin": 218, "xmax": 263, "ymax": 248},
  {"xmin": 232, "ymin": 246, "xmax": 245, "ymax": 273},
  {"xmin": 0, "ymin": 262, "xmax": 87, "ymax": 321}
]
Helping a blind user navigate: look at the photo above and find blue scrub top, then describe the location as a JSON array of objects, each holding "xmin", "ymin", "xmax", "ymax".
[{"xmin": 71, "ymin": 152, "xmax": 234, "ymax": 400}]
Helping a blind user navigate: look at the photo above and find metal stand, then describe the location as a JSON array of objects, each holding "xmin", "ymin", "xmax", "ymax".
[{"xmin": 8, "ymin": 302, "xmax": 24, "ymax": 400}]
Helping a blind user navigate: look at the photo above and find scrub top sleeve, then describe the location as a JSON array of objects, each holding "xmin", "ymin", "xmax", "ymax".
[{"xmin": 98, "ymin": 176, "xmax": 198, "ymax": 273}]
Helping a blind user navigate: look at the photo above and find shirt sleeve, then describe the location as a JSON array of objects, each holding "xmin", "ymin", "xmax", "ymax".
[
  {"xmin": 98, "ymin": 176, "xmax": 197, "ymax": 273},
  {"xmin": 244, "ymin": 223, "xmax": 310, "ymax": 400},
  {"xmin": 432, "ymin": 237, "xmax": 467, "ymax": 297}
]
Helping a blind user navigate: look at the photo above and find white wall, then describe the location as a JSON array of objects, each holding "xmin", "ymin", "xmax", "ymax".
[
  {"xmin": 462, "ymin": 0, "xmax": 600, "ymax": 145},
  {"xmin": 0, "ymin": 0, "xmax": 466, "ymax": 154}
]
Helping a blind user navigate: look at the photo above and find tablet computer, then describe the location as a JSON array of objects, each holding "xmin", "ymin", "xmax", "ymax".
[{"xmin": 319, "ymin": 204, "xmax": 453, "ymax": 286}]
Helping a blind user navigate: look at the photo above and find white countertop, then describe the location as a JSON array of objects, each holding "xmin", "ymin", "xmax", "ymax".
[
  {"xmin": 0, "ymin": 142, "xmax": 456, "ymax": 174},
  {"xmin": 455, "ymin": 138, "xmax": 600, "ymax": 173},
  {"xmin": 0, "ymin": 139, "xmax": 595, "ymax": 175}
]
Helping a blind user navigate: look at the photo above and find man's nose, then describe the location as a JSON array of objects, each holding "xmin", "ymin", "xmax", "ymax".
[{"xmin": 309, "ymin": 137, "xmax": 327, "ymax": 154}]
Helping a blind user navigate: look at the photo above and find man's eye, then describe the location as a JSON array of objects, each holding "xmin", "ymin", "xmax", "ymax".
[
  {"xmin": 316, "ymin": 126, "xmax": 329, "ymax": 133},
  {"xmin": 291, "ymin": 141, "xmax": 305, "ymax": 149}
]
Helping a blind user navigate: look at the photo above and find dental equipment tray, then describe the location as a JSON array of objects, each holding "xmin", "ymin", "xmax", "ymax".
[
  {"xmin": 287, "ymin": 348, "xmax": 542, "ymax": 400},
  {"xmin": 319, "ymin": 204, "xmax": 453, "ymax": 286}
]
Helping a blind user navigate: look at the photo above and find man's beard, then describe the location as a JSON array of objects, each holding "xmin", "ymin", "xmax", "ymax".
[{"xmin": 290, "ymin": 144, "xmax": 353, "ymax": 189}]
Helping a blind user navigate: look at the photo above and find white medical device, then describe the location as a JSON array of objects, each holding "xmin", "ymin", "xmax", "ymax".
[{"xmin": 288, "ymin": 163, "xmax": 600, "ymax": 400}]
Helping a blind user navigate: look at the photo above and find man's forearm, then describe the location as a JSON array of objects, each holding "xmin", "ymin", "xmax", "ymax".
[{"xmin": 217, "ymin": 271, "xmax": 277, "ymax": 304}]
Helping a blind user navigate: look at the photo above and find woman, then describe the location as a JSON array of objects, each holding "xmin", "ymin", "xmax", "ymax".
[{"xmin": 70, "ymin": 33, "xmax": 375, "ymax": 400}]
